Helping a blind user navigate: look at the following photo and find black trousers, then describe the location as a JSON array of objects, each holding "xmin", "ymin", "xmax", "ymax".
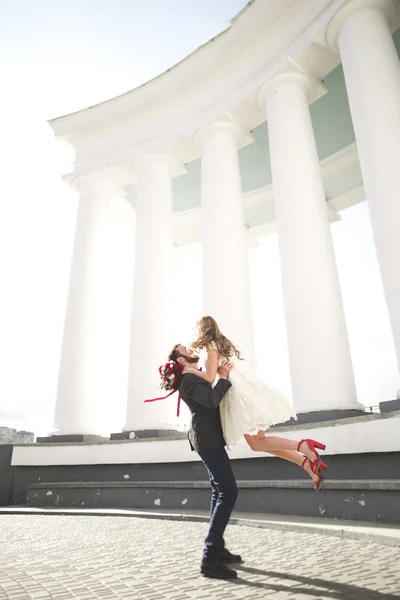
[{"xmin": 198, "ymin": 447, "xmax": 238, "ymax": 562}]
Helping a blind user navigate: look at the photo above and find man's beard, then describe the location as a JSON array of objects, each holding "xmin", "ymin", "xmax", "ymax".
[{"xmin": 181, "ymin": 353, "xmax": 199, "ymax": 364}]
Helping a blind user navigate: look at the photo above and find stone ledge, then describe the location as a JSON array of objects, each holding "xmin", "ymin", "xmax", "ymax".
[
  {"xmin": 380, "ymin": 399, "xmax": 400, "ymax": 413},
  {"xmin": 110, "ymin": 429, "xmax": 186, "ymax": 441},
  {"xmin": 16, "ymin": 410, "xmax": 400, "ymax": 449},
  {"xmin": 28, "ymin": 479, "xmax": 400, "ymax": 491},
  {"xmin": 20, "ymin": 434, "xmax": 188, "ymax": 447},
  {"xmin": 17, "ymin": 411, "xmax": 394, "ymax": 449},
  {"xmin": 274, "ymin": 408, "xmax": 366, "ymax": 428},
  {"xmin": 270, "ymin": 411, "xmax": 385, "ymax": 433},
  {"xmin": 36, "ymin": 434, "xmax": 109, "ymax": 444},
  {"xmin": 11, "ymin": 412, "xmax": 400, "ymax": 466}
]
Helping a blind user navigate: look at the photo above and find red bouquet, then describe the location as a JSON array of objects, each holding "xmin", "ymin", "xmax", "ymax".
[
  {"xmin": 159, "ymin": 361, "xmax": 184, "ymax": 392},
  {"xmin": 144, "ymin": 360, "xmax": 184, "ymax": 416}
]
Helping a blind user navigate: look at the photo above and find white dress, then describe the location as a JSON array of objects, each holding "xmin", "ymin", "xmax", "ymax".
[{"xmin": 204, "ymin": 343, "xmax": 297, "ymax": 449}]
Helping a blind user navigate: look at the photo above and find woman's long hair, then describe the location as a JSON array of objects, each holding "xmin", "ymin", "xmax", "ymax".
[{"xmin": 191, "ymin": 316, "xmax": 243, "ymax": 360}]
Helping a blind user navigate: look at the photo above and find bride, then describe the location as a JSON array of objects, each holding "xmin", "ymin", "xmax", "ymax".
[{"xmin": 185, "ymin": 316, "xmax": 327, "ymax": 491}]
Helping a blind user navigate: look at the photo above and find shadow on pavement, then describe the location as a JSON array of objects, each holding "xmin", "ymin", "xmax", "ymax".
[{"xmin": 233, "ymin": 566, "xmax": 400, "ymax": 599}]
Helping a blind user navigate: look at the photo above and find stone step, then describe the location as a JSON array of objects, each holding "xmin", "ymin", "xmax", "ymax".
[
  {"xmin": 26, "ymin": 478, "xmax": 400, "ymax": 524},
  {"xmin": 28, "ymin": 478, "xmax": 400, "ymax": 491}
]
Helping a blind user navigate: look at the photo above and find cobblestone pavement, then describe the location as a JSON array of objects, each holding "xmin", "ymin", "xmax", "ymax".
[{"xmin": 0, "ymin": 515, "xmax": 399, "ymax": 600}]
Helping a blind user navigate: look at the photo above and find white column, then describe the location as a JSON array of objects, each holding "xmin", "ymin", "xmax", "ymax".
[
  {"xmin": 124, "ymin": 153, "xmax": 178, "ymax": 432},
  {"xmin": 195, "ymin": 120, "xmax": 255, "ymax": 365},
  {"xmin": 327, "ymin": 0, "xmax": 400, "ymax": 371},
  {"xmin": 258, "ymin": 68, "xmax": 363, "ymax": 414},
  {"xmin": 54, "ymin": 174, "xmax": 124, "ymax": 435}
]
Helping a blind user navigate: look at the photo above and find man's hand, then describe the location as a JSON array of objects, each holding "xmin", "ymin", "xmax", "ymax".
[
  {"xmin": 218, "ymin": 360, "xmax": 234, "ymax": 380},
  {"xmin": 183, "ymin": 366, "xmax": 198, "ymax": 375}
]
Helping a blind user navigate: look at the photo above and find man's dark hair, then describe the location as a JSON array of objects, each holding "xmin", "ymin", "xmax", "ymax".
[{"xmin": 168, "ymin": 344, "xmax": 182, "ymax": 362}]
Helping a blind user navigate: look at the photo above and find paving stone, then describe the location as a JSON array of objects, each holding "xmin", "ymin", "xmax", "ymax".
[{"xmin": 0, "ymin": 515, "xmax": 399, "ymax": 599}]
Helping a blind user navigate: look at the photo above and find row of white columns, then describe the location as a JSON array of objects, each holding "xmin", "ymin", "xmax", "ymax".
[{"xmin": 53, "ymin": 0, "xmax": 400, "ymax": 436}]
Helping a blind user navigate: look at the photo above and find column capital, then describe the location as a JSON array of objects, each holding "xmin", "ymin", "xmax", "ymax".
[
  {"xmin": 131, "ymin": 152, "xmax": 186, "ymax": 181},
  {"xmin": 256, "ymin": 60, "xmax": 326, "ymax": 112},
  {"xmin": 326, "ymin": 0, "xmax": 397, "ymax": 53},
  {"xmin": 67, "ymin": 172, "xmax": 124, "ymax": 198},
  {"xmin": 194, "ymin": 115, "xmax": 253, "ymax": 150}
]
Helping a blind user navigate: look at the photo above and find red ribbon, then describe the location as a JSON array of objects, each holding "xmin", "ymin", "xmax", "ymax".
[{"xmin": 144, "ymin": 389, "xmax": 182, "ymax": 417}]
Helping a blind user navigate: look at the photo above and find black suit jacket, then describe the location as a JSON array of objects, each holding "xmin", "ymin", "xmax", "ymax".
[{"xmin": 179, "ymin": 373, "xmax": 232, "ymax": 453}]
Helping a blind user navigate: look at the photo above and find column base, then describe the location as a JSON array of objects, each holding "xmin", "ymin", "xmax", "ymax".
[
  {"xmin": 379, "ymin": 399, "xmax": 400, "ymax": 413},
  {"xmin": 36, "ymin": 434, "xmax": 108, "ymax": 444},
  {"xmin": 274, "ymin": 408, "xmax": 366, "ymax": 428},
  {"xmin": 110, "ymin": 429, "xmax": 186, "ymax": 440}
]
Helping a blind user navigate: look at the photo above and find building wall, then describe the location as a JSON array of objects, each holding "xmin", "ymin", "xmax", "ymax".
[{"xmin": 0, "ymin": 445, "xmax": 14, "ymax": 506}]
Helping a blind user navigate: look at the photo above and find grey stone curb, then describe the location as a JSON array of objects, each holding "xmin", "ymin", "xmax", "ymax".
[
  {"xmin": 28, "ymin": 478, "xmax": 400, "ymax": 490},
  {"xmin": 1, "ymin": 507, "xmax": 400, "ymax": 548},
  {"xmin": 229, "ymin": 517, "xmax": 400, "ymax": 548}
]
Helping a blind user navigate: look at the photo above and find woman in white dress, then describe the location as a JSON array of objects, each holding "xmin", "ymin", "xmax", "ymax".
[{"xmin": 185, "ymin": 316, "xmax": 327, "ymax": 491}]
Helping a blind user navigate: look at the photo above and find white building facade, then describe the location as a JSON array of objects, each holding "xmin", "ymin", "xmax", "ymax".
[{"xmin": 48, "ymin": 0, "xmax": 400, "ymax": 438}]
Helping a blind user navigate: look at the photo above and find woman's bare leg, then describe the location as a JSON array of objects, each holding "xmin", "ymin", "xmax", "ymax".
[
  {"xmin": 266, "ymin": 449, "xmax": 318, "ymax": 483},
  {"xmin": 244, "ymin": 431, "xmax": 318, "ymax": 463}
]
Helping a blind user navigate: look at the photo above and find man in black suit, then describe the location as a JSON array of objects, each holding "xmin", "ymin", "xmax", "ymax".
[{"xmin": 168, "ymin": 344, "xmax": 241, "ymax": 580}]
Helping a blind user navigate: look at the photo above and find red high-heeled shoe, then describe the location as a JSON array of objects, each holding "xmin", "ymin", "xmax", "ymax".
[
  {"xmin": 313, "ymin": 469, "xmax": 325, "ymax": 492},
  {"xmin": 301, "ymin": 457, "xmax": 327, "ymax": 492},
  {"xmin": 297, "ymin": 439, "xmax": 326, "ymax": 473}
]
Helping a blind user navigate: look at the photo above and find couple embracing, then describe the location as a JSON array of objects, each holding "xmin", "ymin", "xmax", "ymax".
[{"xmin": 157, "ymin": 316, "xmax": 328, "ymax": 580}]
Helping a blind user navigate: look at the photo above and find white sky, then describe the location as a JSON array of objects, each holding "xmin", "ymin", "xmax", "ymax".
[{"xmin": 0, "ymin": 0, "xmax": 399, "ymax": 434}]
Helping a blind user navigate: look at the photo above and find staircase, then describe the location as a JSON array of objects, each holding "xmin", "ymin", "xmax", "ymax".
[{"xmin": 18, "ymin": 451, "xmax": 400, "ymax": 524}]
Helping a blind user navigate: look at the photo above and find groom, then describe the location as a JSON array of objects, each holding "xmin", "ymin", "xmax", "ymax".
[{"xmin": 168, "ymin": 344, "xmax": 241, "ymax": 580}]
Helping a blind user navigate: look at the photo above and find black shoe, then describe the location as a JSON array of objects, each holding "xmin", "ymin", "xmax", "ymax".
[
  {"xmin": 219, "ymin": 548, "xmax": 243, "ymax": 564},
  {"xmin": 201, "ymin": 560, "xmax": 238, "ymax": 580}
]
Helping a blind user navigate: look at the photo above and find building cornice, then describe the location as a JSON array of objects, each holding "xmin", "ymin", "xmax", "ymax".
[{"xmin": 49, "ymin": 0, "xmax": 349, "ymax": 180}]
